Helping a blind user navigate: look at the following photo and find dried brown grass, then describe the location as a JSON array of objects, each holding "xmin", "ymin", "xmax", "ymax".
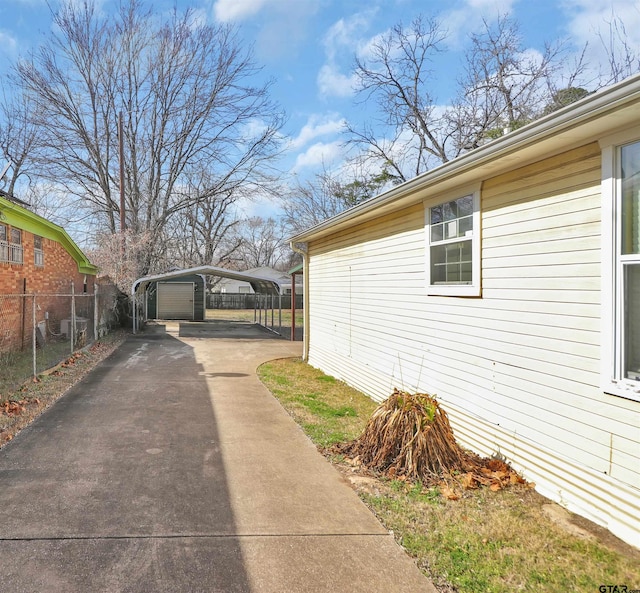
[{"xmin": 336, "ymin": 388, "xmax": 527, "ymax": 494}]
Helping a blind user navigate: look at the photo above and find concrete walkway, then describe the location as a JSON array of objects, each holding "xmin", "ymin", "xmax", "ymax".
[{"xmin": 0, "ymin": 321, "xmax": 436, "ymax": 592}]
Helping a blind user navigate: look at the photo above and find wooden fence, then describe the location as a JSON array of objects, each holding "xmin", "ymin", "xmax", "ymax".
[{"xmin": 207, "ymin": 293, "xmax": 303, "ymax": 310}]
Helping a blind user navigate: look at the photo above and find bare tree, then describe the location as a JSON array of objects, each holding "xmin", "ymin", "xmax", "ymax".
[
  {"xmin": 448, "ymin": 15, "xmax": 570, "ymax": 153},
  {"xmin": 282, "ymin": 165, "xmax": 390, "ymax": 233},
  {"xmin": 0, "ymin": 89, "xmax": 42, "ymax": 197},
  {"xmin": 230, "ymin": 216, "xmax": 290, "ymax": 270},
  {"xmin": 598, "ymin": 14, "xmax": 640, "ymax": 85},
  {"xmin": 12, "ymin": 0, "xmax": 284, "ymax": 278},
  {"xmin": 164, "ymin": 172, "xmax": 243, "ymax": 270},
  {"xmin": 346, "ymin": 16, "xmax": 449, "ymax": 182},
  {"xmin": 346, "ymin": 13, "xmax": 590, "ymax": 178}
]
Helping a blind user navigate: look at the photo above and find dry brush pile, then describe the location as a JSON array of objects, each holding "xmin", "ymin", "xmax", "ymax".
[{"xmin": 334, "ymin": 388, "xmax": 530, "ymax": 498}]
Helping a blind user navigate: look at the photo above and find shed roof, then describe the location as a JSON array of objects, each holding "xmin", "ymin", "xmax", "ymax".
[{"xmin": 132, "ymin": 265, "xmax": 282, "ymax": 296}]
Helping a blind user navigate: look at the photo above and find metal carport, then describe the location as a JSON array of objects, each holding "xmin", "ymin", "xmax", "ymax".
[{"xmin": 132, "ymin": 266, "xmax": 282, "ymax": 334}]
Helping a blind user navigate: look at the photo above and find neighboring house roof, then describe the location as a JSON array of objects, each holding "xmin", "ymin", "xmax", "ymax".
[
  {"xmin": 0, "ymin": 194, "xmax": 97, "ymax": 275},
  {"xmin": 216, "ymin": 266, "xmax": 292, "ymax": 286},
  {"xmin": 244, "ymin": 266, "xmax": 291, "ymax": 282},
  {"xmin": 291, "ymin": 73, "xmax": 640, "ymax": 243}
]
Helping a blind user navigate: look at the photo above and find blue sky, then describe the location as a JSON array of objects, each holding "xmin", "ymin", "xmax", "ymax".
[{"xmin": 1, "ymin": 0, "xmax": 639, "ymax": 220}]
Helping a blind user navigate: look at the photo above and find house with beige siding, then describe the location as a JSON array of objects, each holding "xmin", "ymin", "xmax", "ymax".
[{"xmin": 291, "ymin": 74, "xmax": 640, "ymax": 548}]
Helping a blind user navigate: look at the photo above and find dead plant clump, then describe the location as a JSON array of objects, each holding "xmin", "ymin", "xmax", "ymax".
[{"xmin": 334, "ymin": 388, "xmax": 530, "ymax": 499}]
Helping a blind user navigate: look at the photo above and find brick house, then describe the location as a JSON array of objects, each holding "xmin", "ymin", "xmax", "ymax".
[{"xmin": 0, "ymin": 192, "xmax": 98, "ymax": 350}]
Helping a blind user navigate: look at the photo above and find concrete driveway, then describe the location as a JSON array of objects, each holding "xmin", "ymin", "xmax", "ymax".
[{"xmin": 0, "ymin": 321, "xmax": 436, "ymax": 592}]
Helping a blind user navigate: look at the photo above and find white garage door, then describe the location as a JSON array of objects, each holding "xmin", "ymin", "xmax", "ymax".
[{"xmin": 157, "ymin": 282, "xmax": 194, "ymax": 320}]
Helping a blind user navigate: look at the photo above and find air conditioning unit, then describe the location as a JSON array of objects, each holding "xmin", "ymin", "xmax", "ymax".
[{"xmin": 60, "ymin": 317, "xmax": 88, "ymax": 338}]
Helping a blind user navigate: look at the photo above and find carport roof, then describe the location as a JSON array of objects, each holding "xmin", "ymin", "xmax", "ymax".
[{"xmin": 132, "ymin": 265, "xmax": 282, "ymax": 295}]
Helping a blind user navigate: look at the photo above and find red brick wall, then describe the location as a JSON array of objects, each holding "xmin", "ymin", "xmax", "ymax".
[
  {"xmin": 1, "ymin": 228, "xmax": 96, "ymax": 352},
  {"xmin": 0, "ymin": 231, "xmax": 95, "ymax": 295}
]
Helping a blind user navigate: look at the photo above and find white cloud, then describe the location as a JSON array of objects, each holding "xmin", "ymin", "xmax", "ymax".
[
  {"xmin": 441, "ymin": 0, "xmax": 517, "ymax": 47},
  {"xmin": 317, "ymin": 64, "xmax": 357, "ymax": 98},
  {"xmin": 290, "ymin": 113, "xmax": 346, "ymax": 149},
  {"xmin": 213, "ymin": 0, "xmax": 321, "ymax": 62},
  {"xmin": 293, "ymin": 140, "xmax": 345, "ymax": 171},
  {"xmin": 317, "ymin": 10, "xmax": 377, "ymax": 99},
  {"xmin": 560, "ymin": 0, "xmax": 640, "ymax": 83},
  {"xmin": 213, "ymin": 0, "xmax": 269, "ymax": 22},
  {"xmin": 323, "ymin": 11, "xmax": 375, "ymax": 61},
  {"xmin": 563, "ymin": 0, "xmax": 640, "ymax": 47},
  {"xmin": 0, "ymin": 31, "xmax": 18, "ymax": 55}
]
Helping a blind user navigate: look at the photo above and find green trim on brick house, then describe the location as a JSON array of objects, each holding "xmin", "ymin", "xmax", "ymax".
[{"xmin": 0, "ymin": 195, "xmax": 97, "ymax": 275}]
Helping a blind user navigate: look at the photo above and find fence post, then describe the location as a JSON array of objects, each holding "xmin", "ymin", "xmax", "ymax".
[
  {"xmin": 94, "ymin": 284, "xmax": 99, "ymax": 342},
  {"xmin": 71, "ymin": 281, "xmax": 75, "ymax": 354},
  {"xmin": 32, "ymin": 294, "xmax": 37, "ymax": 379}
]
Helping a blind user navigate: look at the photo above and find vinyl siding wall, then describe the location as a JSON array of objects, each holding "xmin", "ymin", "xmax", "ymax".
[{"xmin": 306, "ymin": 142, "xmax": 640, "ymax": 547}]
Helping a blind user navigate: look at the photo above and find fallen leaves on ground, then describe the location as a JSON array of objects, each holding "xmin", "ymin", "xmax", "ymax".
[{"xmin": 0, "ymin": 398, "xmax": 41, "ymax": 417}]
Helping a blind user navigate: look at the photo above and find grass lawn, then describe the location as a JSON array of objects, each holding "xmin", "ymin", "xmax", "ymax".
[
  {"xmin": 205, "ymin": 307, "xmax": 304, "ymax": 339},
  {"xmin": 0, "ymin": 339, "xmax": 76, "ymax": 398},
  {"xmin": 258, "ymin": 357, "xmax": 640, "ymax": 593}
]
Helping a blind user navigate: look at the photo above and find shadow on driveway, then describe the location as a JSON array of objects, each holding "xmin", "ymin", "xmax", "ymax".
[{"xmin": 0, "ymin": 327, "xmax": 252, "ymax": 592}]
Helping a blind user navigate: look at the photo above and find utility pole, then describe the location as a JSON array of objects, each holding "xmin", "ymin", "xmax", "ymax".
[{"xmin": 118, "ymin": 110, "xmax": 126, "ymax": 234}]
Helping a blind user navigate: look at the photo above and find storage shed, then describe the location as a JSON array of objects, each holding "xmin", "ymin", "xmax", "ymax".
[
  {"xmin": 132, "ymin": 266, "xmax": 282, "ymax": 332},
  {"xmin": 146, "ymin": 274, "xmax": 206, "ymax": 321}
]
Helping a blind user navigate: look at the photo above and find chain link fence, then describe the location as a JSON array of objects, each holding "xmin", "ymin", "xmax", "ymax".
[{"xmin": 0, "ymin": 283, "xmax": 126, "ymax": 398}]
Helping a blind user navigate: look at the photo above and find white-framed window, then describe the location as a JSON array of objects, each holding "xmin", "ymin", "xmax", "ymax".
[
  {"xmin": 601, "ymin": 129, "xmax": 640, "ymax": 402},
  {"xmin": 425, "ymin": 186, "xmax": 481, "ymax": 296},
  {"xmin": 4, "ymin": 227, "xmax": 23, "ymax": 264},
  {"xmin": 34, "ymin": 235, "xmax": 44, "ymax": 266}
]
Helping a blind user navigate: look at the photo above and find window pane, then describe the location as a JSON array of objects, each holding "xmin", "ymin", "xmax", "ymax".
[
  {"xmin": 621, "ymin": 141, "xmax": 640, "ymax": 254},
  {"xmin": 10, "ymin": 228, "xmax": 21, "ymax": 244},
  {"xmin": 625, "ymin": 264, "xmax": 640, "ymax": 379},
  {"xmin": 442, "ymin": 201, "xmax": 457, "ymax": 221},
  {"xmin": 444, "ymin": 220, "xmax": 458, "ymax": 240},
  {"xmin": 0, "ymin": 224, "xmax": 6, "ymax": 241},
  {"xmin": 457, "ymin": 195, "xmax": 473, "ymax": 217},
  {"xmin": 431, "ymin": 205, "xmax": 443, "ymax": 225},
  {"xmin": 431, "ymin": 223, "xmax": 443, "ymax": 242},
  {"xmin": 459, "ymin": 215, "xmax": 473, "ymax": 236},
  {"xmin": 34, "ymin": 236, "xmax": 42, "ymax": 250},
  {"xmin": 431, "ymin": 240, "xmax": 472, "ymax": 285}
]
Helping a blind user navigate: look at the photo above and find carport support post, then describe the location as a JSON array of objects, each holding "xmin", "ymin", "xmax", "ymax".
[{"xmin": 290, "ymin": 274, "xmax": 296, "ymax": 341}]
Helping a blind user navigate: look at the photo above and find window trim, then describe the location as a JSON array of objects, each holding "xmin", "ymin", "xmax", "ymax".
[
  {"xmin": 424, "ymin": 184, "xmax": 481, "ymax": 297},
  {"xmin": 600, "ymin": 126, "xmax": 640, "ymax": 402}
]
